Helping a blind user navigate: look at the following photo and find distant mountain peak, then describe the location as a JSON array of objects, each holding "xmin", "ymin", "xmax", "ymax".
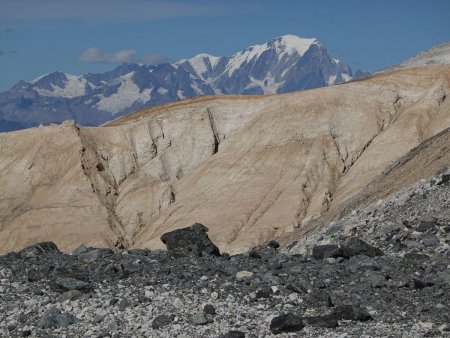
[
  {"xmin": 271, "ymin": 35, "xmax": 319, "ymax": 56},
  {"xmin": 0, "ymin": 34, "xmax": 355, "ymax": 131}
]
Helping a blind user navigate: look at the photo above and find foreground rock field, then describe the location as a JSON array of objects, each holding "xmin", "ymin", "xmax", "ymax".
[{"xmin": 1, "ymin": 169, "xmax": 449, "ymax": 337}]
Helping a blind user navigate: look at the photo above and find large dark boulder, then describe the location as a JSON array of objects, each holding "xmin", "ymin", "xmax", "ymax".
[
  {"xmin": 160, "ymin": 223, "xmax": 220, "ymax": 258},
  {"xmin": 341, "ymin": 237, "xmax": 383, "ymax": 258},
  {"xmin": 312, "ymin": 244, "xmax": 343, "ymax": 259},
  {"xmin": 270, "ymin": 313, "xmax": 304, "ymax": 334}
]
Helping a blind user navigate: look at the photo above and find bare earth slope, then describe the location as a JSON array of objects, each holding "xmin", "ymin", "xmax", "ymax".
[{"xmin": 0, "ymin": 65, "xmax": 449, "ymax": 254}]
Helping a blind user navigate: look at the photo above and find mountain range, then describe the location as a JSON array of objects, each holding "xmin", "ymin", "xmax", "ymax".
[{"xmin": 0, "ymin": 35, "xmax": 361, "ymax": 132}]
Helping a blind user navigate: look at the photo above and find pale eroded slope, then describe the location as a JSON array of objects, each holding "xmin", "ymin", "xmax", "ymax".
[{"xmin": 0, "ymin": 66, "xmax": 449, "ymax": 254}]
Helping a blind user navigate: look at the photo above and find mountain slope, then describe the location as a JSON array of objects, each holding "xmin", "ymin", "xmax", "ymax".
[
  {"xmin": 398, "ymin": 41, "xmax": 450, "ymax": 68},
  {"xmin": 0, "ymin": 60, "xmax": 449, "ymax": 254},
  {"xmin": 0, "ymin": 35, "xmax": 353, "ymax": 131}
]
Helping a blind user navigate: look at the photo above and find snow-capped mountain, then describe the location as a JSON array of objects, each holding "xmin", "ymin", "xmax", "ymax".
[{"xmin": 0, "ymin": 35, "xmax": 355, "ymax": 132}]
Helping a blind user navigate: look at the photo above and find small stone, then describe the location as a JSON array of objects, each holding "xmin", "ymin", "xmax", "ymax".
[
  {"xmin": 38, "ymin": 308, "xmax": 75, "ymax": 329},
  {"xmin": 270, "ymin": 313, "xmax": 304, "ymax": 334},
  {"xmin": 56, "ymin": 290, "xmax": 83, "ymax": 302},
  {"xmin": 173, "ymin": 297, "xmax": 183, "ymax": 309},
  {"xmin": 92, "ymin": 314, "xmax": 105, "ymax": 324},
  {"xmin": 437, "ymin": 174, "xmax": 450, "ymax": 185},
  {"xmin": 203, "ymin": 304, "xmax": 216, "ymax": 315},
  {"xmin": 288, "ymin": 293, "xmax": 299, "ymax": 301},
  {"xmin": 107, "ymin": 322, "xmax": 119, "ymax": 332},
  {"xmin": 29, "ymin": 285, "xmax": 44, "ymax": 296},
  {"xmin": 268, "ymin": 240, "xmax": 280, "ymax": 249},
  {"xmin": 416, "ymin": 220, "xmax": 437, "ymax": 232},
  {"xmin": 21, "ymin": 330, "xmax": 32, "ymax": 337},
  {"xmin": 189, "ymin": 312, "xmax": 209, "ymax": 325},
  {"xmin": 18, "ymin": 313, "xmax": 28, "ymax": 323},
  {"xmin": 420, "ymin": 233, "xmax": 440, "ymax": 247},
  {"xmin": 118, "ymin": 298, "xmax": 133, "ymax": 310},
  {"xmin": 256, "ymin": 285, "xmax": 272, "ymax": 299},
  {"xmin": 210, "ymin": 292, "xmax": 219, "ymax": 300},
  {"xmin": 152, "ymin": 314, "xmax": 174, "ymax": 329},
  {"xmin": 220, "ymin": 330, "xmax": 246, "ymax": 338},
  {"xmin": 286, "ymin": 280, "xmax": 312, "ymax": 294},
  {"xmin": 412, "ymin": 278, "xmax": 435, "ymax": 289},
  {"xmin": 236, "ymin": 271, "xmax": 253, "ymax": 280}
]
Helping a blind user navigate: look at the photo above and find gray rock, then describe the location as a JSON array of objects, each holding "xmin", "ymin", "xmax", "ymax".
[
  {"xmin": 56, "ymin": 289, "xmax": 83, "ymax": 302},
  {"xmin": 203, "ymin": 304, "xmax": 216, "ymax": 315},
  {"xmin": 38, "ymin": 308, "xmax": 75, "ymax": 329},
  {"xmin": 18, "ymin": 313, "xmax": 28, "ymax": 323},
  {"xmin": 312, "ymin": 244, "xmax": 343, "ymax": 259},
  {"xmin": 332, "ymin": 305, "xmax": 372, "ymax": 322},
  {"xmin": 417, "ymin": 220, "xmax": 437, "ymax": 232},
  {"xmin": 255, "ymin": 285, "xmax": 273, "ymax": 299},
  {"xmin": 92, "ymin": 314, "xmax": 105, "ymax": 324},
  {"xmin": 161, "ymin": 223, "xmax": 220, "ymax": 258},
  {"xmin": 189, "ymin": 312, "xmax": 210, "ymax": 325},
  {"xmin": 50, "ymin": 277, "xmax": 91, "ymax": 293},
  {"xmin": 219, "ymin": 330, "xmax": 246, "ymax": 338},
  {"xmin": 341, "ymin": 237, "xmax": 383, "ymax": 258},
  {"xmin": 270, "ymin": 313, "xmax": 304, "ymax": 334},
  {"xmin": 152, "ymin": 314, "xmax": 174, "ymax": 329},
  {"xmin": 420, "ymin": 233, "xmax": 440, "ymax": 247}
]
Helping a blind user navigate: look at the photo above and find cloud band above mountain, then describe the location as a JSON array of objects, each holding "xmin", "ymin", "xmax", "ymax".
[{"xmin": 79, "ymin": 47, "xmax": 169, "ymax": 65}]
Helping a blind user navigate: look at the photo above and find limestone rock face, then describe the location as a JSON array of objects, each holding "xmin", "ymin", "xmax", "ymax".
[{"xmin": 0, "ymin": 65, "xmax": 449, "ymax": 254}]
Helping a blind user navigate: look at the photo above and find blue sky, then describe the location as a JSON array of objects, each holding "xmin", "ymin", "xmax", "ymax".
[{"xmin": 0, "ymin": 0, "xmax": 449, "ymax": 91}]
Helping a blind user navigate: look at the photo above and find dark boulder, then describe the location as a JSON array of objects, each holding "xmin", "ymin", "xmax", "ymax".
[
  {"xmin": 412, "ymin": 278, "xmax": 435, "ymax": 290},
  {"xmin": 219, "ymin": 331, "xmax": 245, "ymax": 338},
  {"xmin": 270, "ymin": 313, "xmax": 304, "ymax": 334},
  {"xmin": 152, "ymin": 314, "xmax": 174, "ymax": 329},
  {"xmin": 160, "ymin": 223, "xmax": 220, "ymax": 258},
  {"xmin": 312, "ymin": 244, "xmax": 343, "ymax": 260},
  {"xmin": 341, "ymin": 237, "xmax": 383, "ymax": 258},
  {"xmin": 49, "ymin": 277, "xmax": 92, "ymax": 293},
  {"xmin": 331, "ymin": 305, "xmax": 372, "ymax": 322},
  {"xmin": 38, "ymin": 308, "xmax": 75, "ymax": 329},
  {"xmin": 416, "ymin": 220, "xmax": 437, "ymax": 232}
]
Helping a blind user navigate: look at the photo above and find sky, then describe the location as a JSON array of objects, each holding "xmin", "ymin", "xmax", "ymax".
[{"xmin": 0, "ymin": 0, "xmax": 449, "ymax": 91}]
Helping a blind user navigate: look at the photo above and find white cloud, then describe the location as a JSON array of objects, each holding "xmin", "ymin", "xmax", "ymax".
[
  {"xmin": 79, "ymin": 47, "xmax": 136, "ymax": 63},
  {"xmin": 79, "ymin": 47, "xmax": 170, "ymax": 65}
]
